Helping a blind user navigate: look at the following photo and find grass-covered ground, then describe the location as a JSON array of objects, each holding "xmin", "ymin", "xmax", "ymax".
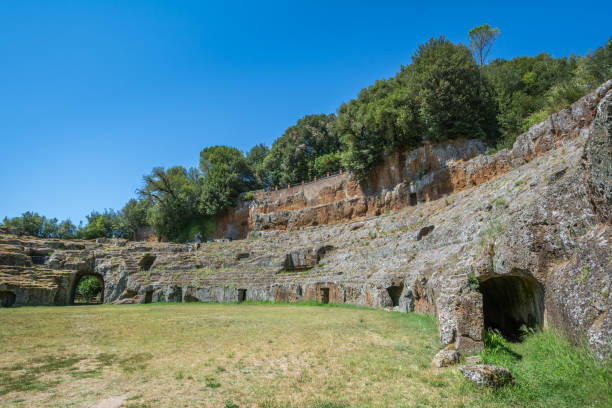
[{"xmin": 0, "ymin": 303, "xmax": 610, "ymax": 408}]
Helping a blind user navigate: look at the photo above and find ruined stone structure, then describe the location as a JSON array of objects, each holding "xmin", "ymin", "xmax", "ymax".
[{"xmin": 1, "ymin": 80, "xmax": 611, "ymax": 358}]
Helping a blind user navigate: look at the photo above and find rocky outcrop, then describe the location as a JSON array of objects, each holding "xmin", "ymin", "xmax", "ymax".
[
  {"xmin": 1, "ymin": 81, "xmax": 611, "ymax": 359},
  {"xmin": 458, "ymin": 365, "xmax": 515, "ymax": 387},
  {"xmin": 585, "ymin": 91, "xmax": 612, "ymax": 223}
]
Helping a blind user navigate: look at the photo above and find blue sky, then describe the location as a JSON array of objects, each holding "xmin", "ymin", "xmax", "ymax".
[{"xmin": 1, "ymin": 1, "xmax": 610, "ymax": 223}]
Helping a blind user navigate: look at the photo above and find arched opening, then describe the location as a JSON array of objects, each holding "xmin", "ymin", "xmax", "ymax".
[
  {"xmin": 387, "ymin": 284, "xmax": 404, "ymax": 307},
  {"xmin": 479, "ymin": 274, "xmax": 544, "ymax": 341},
  {"xmin": 71, "ymin": 273, "xmax": 104, "ymax": 305},
  {"xmin": 139, "ymin": 253, "xmax": 156, "ymax": 271},
  {"xmin": 0, "ymin": 291, "xmax": 16, "ymax": 307},
  {"xmin": 320, "ymin": 288, "xmax": 330, "ymax": 304}
]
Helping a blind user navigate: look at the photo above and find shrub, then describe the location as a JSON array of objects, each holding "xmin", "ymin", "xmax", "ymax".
[
  {"xmin": 467, "ymin": 272, "xmax": 480, "ymax": 290},
  {"xmin": 76, "ymin": 276, "xmax": 102, "ymax": 303}
]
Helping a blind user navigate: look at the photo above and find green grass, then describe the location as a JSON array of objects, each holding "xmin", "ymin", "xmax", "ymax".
[
  {"xmin": 0, "ymin": 304, "xmax": 610, "ymax": 407},
  {"xmin": 475, "ymin": 329, "xmax": 612, "ymax": 407}
]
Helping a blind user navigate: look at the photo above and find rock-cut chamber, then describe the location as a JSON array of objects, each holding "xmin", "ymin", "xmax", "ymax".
[{"xmin": 479, "ymin": 274, "xmax": 544, "ymax": 341}]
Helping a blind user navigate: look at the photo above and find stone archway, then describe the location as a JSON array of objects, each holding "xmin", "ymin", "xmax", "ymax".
[
  {"xmin": 479, "ymin": 273, "xmax": 544, "ymax": 341},
  {"xmin": 0, "ymin": 291, "xmax": 16, "ymax": 307},
  {"xmin": 70, "ymin": 272, "xmax": 105, "ymax": 305}
]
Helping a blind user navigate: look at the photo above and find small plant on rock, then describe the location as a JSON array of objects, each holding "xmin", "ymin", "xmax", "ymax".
[{"xmin": 467, "ymin": 272, "xmax": 480, "ymax": 290}]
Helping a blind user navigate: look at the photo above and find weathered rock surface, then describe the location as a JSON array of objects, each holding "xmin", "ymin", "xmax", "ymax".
[
  {"xmin": 458, "ymin": 364, "xmax": 515, "ymax": 387},
  {"xmin": 432, "ymin": 348, "xmax": 460, "ymax": 368},
  {"xmin": 1, "ymin": 81, "xmax": 611, "ymax": 358}
]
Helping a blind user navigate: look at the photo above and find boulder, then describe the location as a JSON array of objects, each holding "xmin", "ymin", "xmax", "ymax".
[
  {"xmin": 458, "ymin": 364, "xmax": 514, "ymax": 387},
  {"xmin": 432, "ymin": 348, "xmax": 460, "ymax": 368}
]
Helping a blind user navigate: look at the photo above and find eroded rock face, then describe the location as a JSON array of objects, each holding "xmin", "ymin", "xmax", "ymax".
[
  {"xmin": 1, "ymin": 82, "xmax": 611, "ymax": 358},
  {"xmin": 458, "ymin": 365, "xmax": 514, "ymax": 387},
  {"xmin": 585, "ymin": 91, "xmax": 612, "ymax": 223}
]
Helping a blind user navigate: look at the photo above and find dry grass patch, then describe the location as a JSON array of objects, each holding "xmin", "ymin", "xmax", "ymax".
[{"xmin": 0, "ymin": 303, "xmax": 484, "ymax": 407}]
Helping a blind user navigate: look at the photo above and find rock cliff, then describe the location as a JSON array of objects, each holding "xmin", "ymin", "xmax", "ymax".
[{"xmin": 1, "ymin": 80, "xmax": 611, "ymax": 358}]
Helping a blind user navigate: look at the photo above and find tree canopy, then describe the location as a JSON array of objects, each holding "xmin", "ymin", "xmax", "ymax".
[
  {"xmin": 468, "ymin": 24, "xmax": 500, "ymax": 66},
  {"xmin": 263, "ymin": 114, "xmax": 339, "ymax": 186}
]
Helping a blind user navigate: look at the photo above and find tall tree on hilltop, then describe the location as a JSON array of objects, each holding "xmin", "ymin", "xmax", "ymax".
[
  {"xmin": 199, "ymin": 146, "xmax": 257, "ymax": 216},
  {"xmin": 411, "ymin": 36, "xmax": 498, "ymax": 143},
  {"xmin": 468, "ymin": 24, "xmax": 500, "ymax": 66}
]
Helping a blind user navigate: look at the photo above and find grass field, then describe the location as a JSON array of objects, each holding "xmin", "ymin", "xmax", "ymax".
[{"xmin": 0, "ymin": 303, "xmax": 610, "ymax": 408}]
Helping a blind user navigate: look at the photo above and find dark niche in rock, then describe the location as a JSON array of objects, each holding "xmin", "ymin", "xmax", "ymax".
[
  {"xmin": 479, "ymin": 273, "xmax": 544, "ymax": 341},
  {"xmin": 0, "ymin": 291, "xmax": 16, "ymax": 307},
  {"xmin": 416, "ymin": 225, "xmax": 435, "ymax": 241}
]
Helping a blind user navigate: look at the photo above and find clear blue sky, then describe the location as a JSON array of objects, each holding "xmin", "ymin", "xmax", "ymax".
[{"xmin": 1, "ymin": 1, "xmax": 610, "ymax": 223}]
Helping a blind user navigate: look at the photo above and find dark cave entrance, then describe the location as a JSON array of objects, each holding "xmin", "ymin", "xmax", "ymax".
[
  {"xmin": 139, "ymin": 253, "xmax": 156, "ymax": 271},
  {"xmin": 387, "ymin": 284, "xmax": 404, "ymax": 307},
  {"xmin": 71, "ymin": 273, "xmax": 104, "ymax": 305},
  {"xmin": 144, "ymin": 290, "xmax": 153, "ymax": 304},
  {"xmin": 0, "ymin": 291, "xmax": 16, "ymax": 307},
  {"xmin": 238, "ymin": 289, "xmax": 247, "ymax": 302},
  {"xmin": 320, "ymin": 288, "xmax": 330, "ymax": 304},
  {"xmin": 479, "ymin": 274, "xmax": 544, "ymax": 341},
  {"xmin": 409, "ymin": 192, "xmax": 417, "ymax": 206}
]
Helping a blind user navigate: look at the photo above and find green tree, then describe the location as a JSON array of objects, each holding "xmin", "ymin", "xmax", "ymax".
[
  {"xmin": 314, "ymin": 152, "xmax": 343, "ymax": 176},
  {"xmin": 138, "ymin": 166, "xmax": 202, "ymax": 241},
  {"xmin": 484, "ymin": 53, "xmax": 577, "ymax": 147},
  {"xmin": 411, "ymin": 37, "xmax": 498, "ymax": 143},
  {"xmin": 199, "ymin": 146, "xmax": 257, "ymax": 216},
  {"xmin": 77, "ymin": 210, "xmax": 122, "ymax": 239},
  {"xmin": 118, "ymin": 198, "xmax": 150, "ymax": 238},
  {"xmin": 337, "ymin": 73, "xmax": 423, "ymax": 180},
  {"xmin": 76, "ymin": 276, "xmax": 103, "ymax": 303},
  {"xmin": 468, "ymin": 24, "xmax": 500, "ymax": 66},
  {"xmin": 245, "ymin": 143, "xmax": 270, "ymax": 186},
  {"xmin": 263, "ymin": 114, "xmax": 339, "ymax": 186},
  {"xmin": 2, "ymin": 212, "xmax": 77, "ymax": 239},
  {"xmin": 577, "ymin": 36, "xmax": 612, "ymax": 89}
]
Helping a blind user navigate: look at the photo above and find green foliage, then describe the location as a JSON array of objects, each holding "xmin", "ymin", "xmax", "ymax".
[
  {"xmin": 174, "ymin": 216, "xmax": 216, "ymax": 243},
  {"xmin": 467, "ymin": 272, "xmax": 480, "ymax": 290},
  {"xmin": 119, "ymin": 198, "xmax": 150, "ymax": 238},
  {"xmin": 242, "ymin": 191, "xmax": 255, "ymax": 201},
  {"xmin": 77, "ymin": 210, "xmax": 122, "ymax": 239},
  {"xmin": 577, "ymin": 36, "xmax": 612, "ymax": 89},
  {"xmin": 245, "ymin": 143, "xmax": 270, "ymax": 186},
  {"xmin": 2, "ymin": 212, "xmax": 77, "ymax": 239},
  {"xmin": 199, "ymin": 145, "xmax": 257, "ymax": 216},
  {"xmin": 411, "ymin": 37, "xmax": 498, "ymax": 144},
  {"xmin": 138, "ymin": 166, "xmax": 202, "ymax": 242},
  {"xmin": 468, "ymin": 23, "xmax": 500, "ymax": 66},
  {"xmin": 479, "ymin": 329, "xmax": 612, "ymax": 407},
  {"xmin": 76, "ymin": 276, "xmax": 103, "ymax": 303},
  {"xmin": 339, "ymin": 37, "xmax": 496, "ymax": 180},
  {"xmin": 483, "ymin": 39, "xmax": 611, "ymax": 150},
  {"xmin": 263, "ymin": 114, "xmax": 339, "ymax": 186},
  {"xmin": 313, "ymin": 152, "xmax": 342, "ymax": 176},
  {"xmin": 338, "ymin": 71, "xmax": 423, "ymax": 180}
]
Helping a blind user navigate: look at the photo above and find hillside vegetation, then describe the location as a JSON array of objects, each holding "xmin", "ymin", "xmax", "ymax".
[{"xmin": 4, "ymin": 29, "xmax": 611, "ymax": 242}]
